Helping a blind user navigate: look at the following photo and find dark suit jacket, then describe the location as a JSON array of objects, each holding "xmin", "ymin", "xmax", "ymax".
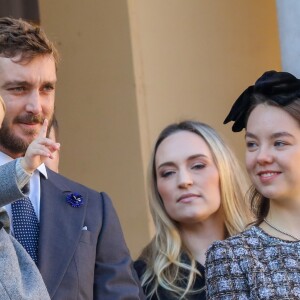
[{"xmin": 38, "ymin": 168, "xmax": 143, "ymax": 300}]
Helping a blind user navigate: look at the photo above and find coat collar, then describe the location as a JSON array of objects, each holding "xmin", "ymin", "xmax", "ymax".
[{"xmin": 38, "ymin": 170, "xmax": 88, "ymax": 298}]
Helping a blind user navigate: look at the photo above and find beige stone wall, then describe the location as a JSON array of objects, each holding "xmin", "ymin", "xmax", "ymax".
[
  {"xmin": 128, "ymin": 0, "xmax": 281, "ymax": 165},
  {"xmin": 39, "ymin": 0, "xmax": 281, "ymax": 258}
]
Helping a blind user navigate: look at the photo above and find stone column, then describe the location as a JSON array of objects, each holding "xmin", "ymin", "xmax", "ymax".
[{"xmin": 276, "ymin": 0, "xmax": 300, "ymax": 77}]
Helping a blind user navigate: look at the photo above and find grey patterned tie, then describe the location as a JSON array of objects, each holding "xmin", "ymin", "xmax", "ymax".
[{"xmin": 11, "ymin": 197, "xmax": 39, "ymax": 264}]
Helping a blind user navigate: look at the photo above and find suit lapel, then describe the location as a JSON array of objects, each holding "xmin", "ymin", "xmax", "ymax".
[{"xmin": 38, "ymin": 173, "xmax": 87, "ymax": 298}]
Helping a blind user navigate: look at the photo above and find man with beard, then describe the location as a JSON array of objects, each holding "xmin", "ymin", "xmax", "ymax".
[{"xmin": 0, "ymin": 17, "xmax": 143, "ymax": 300}]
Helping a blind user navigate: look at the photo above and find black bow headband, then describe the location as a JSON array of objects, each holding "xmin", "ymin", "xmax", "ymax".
[{"xmin": 224, "ymin": 70, "xmax": 300, "ymax": 132}]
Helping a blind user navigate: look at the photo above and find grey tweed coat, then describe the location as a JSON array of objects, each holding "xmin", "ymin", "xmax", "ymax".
[{"xmin": 0, "ymin": 160, "xmax": 50, "ymax": 300}]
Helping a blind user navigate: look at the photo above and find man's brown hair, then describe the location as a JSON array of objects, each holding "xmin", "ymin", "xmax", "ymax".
[{"xmin": 0, "ymin": 17, "xmax": 59, "ymax": 65}]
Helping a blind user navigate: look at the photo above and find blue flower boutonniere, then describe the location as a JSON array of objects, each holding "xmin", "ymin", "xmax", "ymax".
[{"xmin": 66, "ymin": 192, "xmax": 84, "ymax": 208}]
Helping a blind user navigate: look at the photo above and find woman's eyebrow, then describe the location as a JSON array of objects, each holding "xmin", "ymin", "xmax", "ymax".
[{"xmin": 157, "ymin": 154, "xmax": 207, "ymax": 169}]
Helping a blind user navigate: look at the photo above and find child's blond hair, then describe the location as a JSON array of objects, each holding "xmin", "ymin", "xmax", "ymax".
[{"xmin": 0, "ymin": 96, "xmax": 6, "ymax": 113}]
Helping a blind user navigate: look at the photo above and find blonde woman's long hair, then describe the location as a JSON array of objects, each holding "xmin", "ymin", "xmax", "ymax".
[{"xmin": 139, "ymin": 120, "xmax": 251, "ymax": 299}]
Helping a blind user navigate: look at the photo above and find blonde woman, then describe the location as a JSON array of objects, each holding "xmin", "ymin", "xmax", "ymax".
[{"xmin": 134, "ymin": 120, "xmax": 251, "ymax": 299}]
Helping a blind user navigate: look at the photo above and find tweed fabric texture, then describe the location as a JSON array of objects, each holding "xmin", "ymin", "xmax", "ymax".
[
  {"xmin": 0, "ymin": 160, "xmax": 50, "ymax": 299},
  {"xmin": 0, "ymin": 227, "xmax": 50, "ymax": 300},
  {"xmin": 0, "ymin": 159, "xmax": 29, "ymax": 207},
  {"xmin": 206, "ymin": 226, "xmax": 300, "ymax": 299}
]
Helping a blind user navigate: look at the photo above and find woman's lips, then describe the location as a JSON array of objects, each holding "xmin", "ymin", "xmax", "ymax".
[
  {"xmin": 177, "ymin": 193, "xmax": 200, "ymax": 203},
  {"xmin": 257, "ymin": 171, "xmax": 281, "ymax": 183}
]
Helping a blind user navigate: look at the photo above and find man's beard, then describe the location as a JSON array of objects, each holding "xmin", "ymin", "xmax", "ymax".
[{"xmin": 0, "ymin": 114, "xmax": 53, "ymax": 155}]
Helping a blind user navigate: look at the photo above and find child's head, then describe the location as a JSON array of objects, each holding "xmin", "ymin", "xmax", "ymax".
[{"xmin": 0, "ymin": 96, "xmax": 6, "ymax": 126}]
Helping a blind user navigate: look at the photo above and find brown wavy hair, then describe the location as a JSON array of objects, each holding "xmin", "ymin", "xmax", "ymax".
[{"xmin": 0, "ymin": 17, "xmax": 59, "ymax": 65}]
